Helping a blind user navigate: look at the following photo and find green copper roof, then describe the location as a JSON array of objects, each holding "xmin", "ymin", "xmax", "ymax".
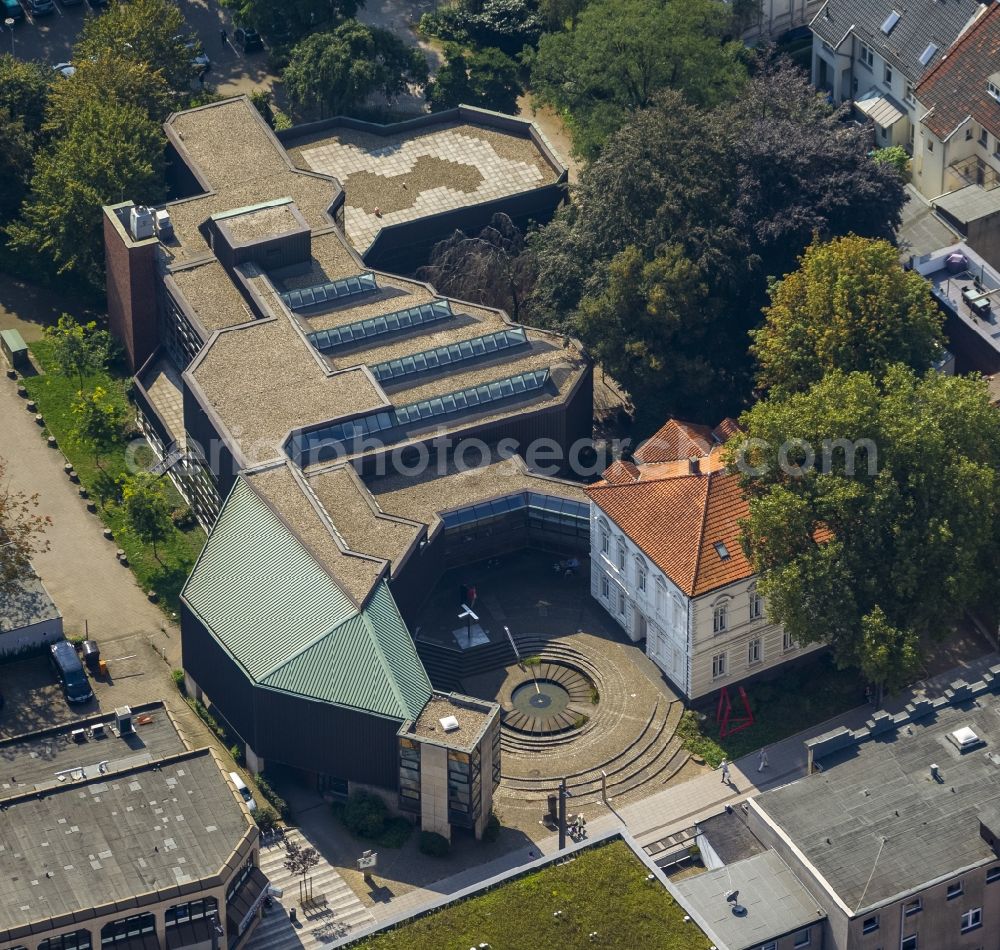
[{"xmin": 182, "ymin": 478, "xmax": 431, "ymax": 720}]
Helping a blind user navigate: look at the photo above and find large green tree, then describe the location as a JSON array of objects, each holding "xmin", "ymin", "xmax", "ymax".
[
  {"xmin": 44, "ymin": 315, "xmax": 115, "ymax": 391},
  {"xmin": 72, "ymin": 385, "xmax": 130, "ymax": 471},
  {"xmin": 426, "ymin": 45, "xmax": 522, "ymax": 114},
  {"xmin": 122, "ymin": 472, "xmax": 173, "ymax": 563},
  {"xmin": 223, "ymin": 0, "xmax": 360, "ymax": 50},
  {"xmin": 526, "ymin": 60, "xmax": 907, "ymax": 423},
  {"xmin": 0, "ymin": 56, "xmax": 50, "ymax": 222},
  {"xmin": 528, "ymin": 0, "xmax": 747, "ymax": 161},
  {"xmin": 728, "ymin": 367, "xmax": 1000, "ymax": 694},
  {"xmin": 284, "ymin": 21, "xmax": 428, "ymax": 117},
  {"xmin": 751, "ymin": 235, "xmax": 946, "ymax": 397},
  {"xmin": 8, "ymin": 100, "xmax": 165, "ymax": 291}
]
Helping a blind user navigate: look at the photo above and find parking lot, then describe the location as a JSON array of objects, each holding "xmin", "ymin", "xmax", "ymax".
[{"xmin": 3, "ymin": 0, "xmax": 276, "ymax": 98}]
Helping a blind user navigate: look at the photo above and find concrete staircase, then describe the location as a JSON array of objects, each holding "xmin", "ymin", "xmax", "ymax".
[{"xmin": 246, "ymin": 832, "xmax": 374, "ymax": 950}]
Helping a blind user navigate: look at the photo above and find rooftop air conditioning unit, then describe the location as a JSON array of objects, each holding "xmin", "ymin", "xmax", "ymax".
[
  {"xmin": 129, "ymin": 205, "xmax": 154, "ymax": 241},
  {"xmin": 115, "ymin": 706, "xmax": 134, "ymax": 735},
  {"xmin": 89, "ymin": 723, "xmax": 106, "ymax": 740},
  {"xmin": 71, "ymin": 728, "xmax": 87, "ymax": 743},
  {"xmin": 154, "ymin": 209, "xmax": 174, "ymax": 241},
  {"xmin": 440, "ymin": 715, "xmax": 460, "ymax": 732},
  {"xmin": 948, "ymin": 726, "xmax": 984, "ymax": 752}
]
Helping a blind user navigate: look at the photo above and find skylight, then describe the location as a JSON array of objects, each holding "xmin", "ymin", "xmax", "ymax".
[
  {"xmin": 307, "ymin": 299, "xmax": 452, "ymax": 353},
  {"xmin": 881, "ymin": 10, "xmax": 900, "ymax": 34},
  {"xmin": 368, "ymin": 327, "xmax": 528, "ymax": 384},
  {"xmin": 279, "ymin": 272, "xmax": 378, "ymax": 312},
  {"xmin": 714, "ymin": 541, "xmax": 731, "ymax": 561},
  {"xmin": 919, "ymin": 43, "xmax": 938, "ymax": 67}
]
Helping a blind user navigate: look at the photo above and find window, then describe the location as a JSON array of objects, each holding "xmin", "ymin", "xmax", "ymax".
[
  {"xmin": 859, "ymin": 42, "xmax": 874, "ymax": 68},
  {"xmin": 793, "ymin": 930, "xmax": 811, "ymax": 949},
  {"xmin": 905, "ymin": 81, "xmax": 915, "ymax": 104},
  {"xmin": 960, "ymin": 908, "xmax": 982, "ymax": 933},
  {"xmin": 368, "ymin": 327, "xmax": 527, "ymax": 383},
  {"xmin": 748, "ymin": 638, "xmax": 762, "ymax": 665},
  {"xmin": 750, "ymin": 590, "xmax": 763, "ymax": 620},
  {"xmin": 904, "ymin": 897, "xmax": 922, "ymax": 916},
  {"xmin": 618, "ymin": 589, "xmax": 626, "ymax": 616},
  {"xmin": 714, "ymin": 541, "xmax": 731, "ymax": 560},
  {"xmin": 617, "ymin": 541, "xmax": 626, "ymax": 571},
  {"xmin": 712, "ymin": 652, "xmax": 727, "ymax": 679},
  {"xmin": 637, "ymin": 559, "xmax": 647, "ymax": 592},
  {"xmin": 40, "ymin": 933, "xmax": 92, "ymax": 950},
  {"xmin": 601, "ymin": 575, "xmax": 610, "ymax": 600},
  {"xmin": 713, "ymin": 603, "xmax": 728, "ymax": 634},
  {"xmin": 761, "ymin": 943, "xmax": 777, "ymax": 950},
  {"xmin": 980, "ymin": 126, "xmax": 989, "ymax": 146},
  {"xmin": 901, "ymin": 937, "xmax": 917, "ymax": 950},
  {"xmin": 101, "ymin": 914, "xmax": 155, "ymax": 946},
  {"xmin": 927, "ymin": 139, "xmax": 934, "ymax": 152},
  {"xmin": 987, "ymin": 866, "xmax": 1000, "ymax": 883},
  {"xmin": 783, "ymin": 630, "xmax": 797, "ymax": 652},
  {"xmin": 947, "ymin": 880, "xmax": 964, "ymax": 900},
  {"xmin": 884, "ymin": 65, "xmax": 893, "ymax": 86},
  {"xmin": 600, "ymin": 523, "xmax": 609, "ymax": 555},
  {"xmin": 166, "ymin": 897, "xmax": 218, "ymax": 926},
  {"xmin": 989, "ymin": 80, "xmax": 1000, "ymax": 102},
  {"xmin": 862, "ymin": 915, "xmax": 879, "ymax": 934},
  {"xmin": 967, "ymin": 127, "xmax": 974, "ymax": 140}
]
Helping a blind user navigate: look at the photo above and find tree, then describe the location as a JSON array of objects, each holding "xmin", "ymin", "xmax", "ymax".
[
  {"xmin": 538, "ymin": 0, "xmax": 589, "ymax": 30},
  {"xmin": 8, "ymin": 100, "xmax": 165, "ymax": 291},
  {"xmin": 284, "ymin": 22, "xmax": 428, "ymax": 117},
  {"xmin": 282, "ymin": 838, "xmax": 320, "ymax": 904},
  {"xmin": 44, "ymin": 316, "xmax": 115, "ymax": 391},
  {"xmin": 223, "ymin": 0, "xmax": 360, "ymax": 50},
  {"xmin": 0, "ymin": 456, "xmax": 51, "ymax": 597},
  {"xmin": 872, "ymin": 145, "xmax": 910, "ymax": 180},
  {"xmin": 73, "ymin": 0, "xmax": 192, "ymax": 99},
  {"xmin": 728, "ymin": 366, "xmax": 1000, "ymax": 683},
  {"xmin": 426, "ymin": 46, "xmax": 522, "ymax": 114},
  {"xmin": 525, "ymin": 59, "xmax": 907, "ymax": 422},
  {"xmin": 751, "ymin": 235, "xmax": 946, "ymax": 396},
  {"xmin": 528, "ymin": 0, "xmax": 747, "ymax": 161},
  {"xmin": 122, "ymin": 472, "xmax": 173, "ymax": 562},
  {"xmin": 417, "ymin": 213, "xmax": 535, "ymax": 320},
  {"xmin": 0, "ymin": 57, "xmax": 50, "ymax": 222},
  {"xmin": 72, "ymin": 386, "xmax": 130, "ymax": 471}
]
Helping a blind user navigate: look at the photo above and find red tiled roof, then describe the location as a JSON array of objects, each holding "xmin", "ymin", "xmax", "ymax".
[
  {"xmin": 917, "ymin": 4, "xmax": 1000, "ymax": 141},
  {"xmin": 633, "ymin": 419, "xmax": 715, "ymax": 463},
  {"xmin": 587, "ymin": 418, "xmax": 753, "ymax": 596}
]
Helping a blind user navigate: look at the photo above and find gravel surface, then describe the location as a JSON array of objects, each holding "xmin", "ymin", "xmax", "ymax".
[{"xmin": 343, "ymin": 155, "xmax": 484, "ymax": 214}]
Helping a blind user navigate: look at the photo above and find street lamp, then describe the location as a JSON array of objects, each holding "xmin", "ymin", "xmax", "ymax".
[{"xmin": 4, "ymin": 18, "xmax": 14, "ymax": 56}]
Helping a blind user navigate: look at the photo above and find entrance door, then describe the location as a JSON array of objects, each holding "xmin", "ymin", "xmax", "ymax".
[{"xmin": 635, "ymin": 613, "xmax": 648, "ymax": 641}]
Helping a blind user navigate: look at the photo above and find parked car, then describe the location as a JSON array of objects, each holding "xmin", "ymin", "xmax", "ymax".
[
  {"xmin": 53, "ymin": 62, "xmax": 76, "ymax": 78},
  {"xmin": 229, "ymin": 772, "xmax": 257, "ymax": 812},
  {"xmin": 50, "ymin": 641, "xmax": 93, "ymax": 704},
  {"xmin": 234, "ymin": 26, "xmax": 263, "ymax": 53},
  {"xmin": 1, "ymin": 0, "xmax": 24, "ymax": 21},
  {"xmin": 26, "ymin": 0, "xmax": 56, "ymax": 14}
]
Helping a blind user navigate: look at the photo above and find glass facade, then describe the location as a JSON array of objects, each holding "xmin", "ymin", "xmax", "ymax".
[
  {"xmin": 399, "ymin": 736, "xmax": 421, "ymax": 813},
  {"xmin": 307, "ymin": 299, "xmax": 451, "ymax": 353},
  {"xmin": 447, "ymin": 747, "xmax": 482, "ymax": 826},
  {"xmin": 39, "ymin": 932, "xmax": 92, "ymax": 950},
  {"xmin": 100, "ymin": 914, "xmax": 155, "ymax": 946},
  {"xmin": 280, "ymin": 272, "xmax": 377, "ymax": 311},
  {"xmin": 166, "ymin": 897, "xmax": 218, "ymax": 926}
]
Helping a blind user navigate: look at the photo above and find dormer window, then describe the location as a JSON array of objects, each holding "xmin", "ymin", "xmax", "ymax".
[{"xmin": 714, "ymin": 541, "xmax": 731, "ymax": 561}]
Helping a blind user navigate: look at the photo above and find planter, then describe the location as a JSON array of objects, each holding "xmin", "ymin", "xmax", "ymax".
[
  {"xmin": 68, "ymin": 471, "xmax": 79, "ymax": 483},
  {"xmin": 25, "ymin": 400, "xmax": 36, "ymax": 412},
  {"xmin": 86, "ymin": 501, "xmax": 97, "ymax": 513},
  {"xmin": 64, "ymin": 463, "xmax": 74, "ymax": 474},
  {"xmin": 34, "ymin": 414, "xmax": 44, "ymax": 426},
  {"xmin": 47, "ymin": 436, "xmax": 57, "ymax": 448},
  {"xmin": 102, "ymin": 528, "xmax": 114, "ymax": 540}
]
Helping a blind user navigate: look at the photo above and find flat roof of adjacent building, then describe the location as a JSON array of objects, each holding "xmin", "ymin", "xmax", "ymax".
[
  {"xmin": 752, "ymin": 692, "xmax": 1000, "ymax": 912},
  {"xmin": 285, "ymin": 115, "xmax": 563, "ymax": 254},
  {"xmin": 403, "ymin": 692, "xmax": 499, "ymax": 753},
  {"xmin": 674, "ymin": 850, "xmax": 825, "ymax": 950},
  {"xmin": 0, "ymin": 704, "xmax": 252, "ymax": 939},
  {"xmin": 0, "ymin": 562, "xmax": 61, "ymax": 634}
]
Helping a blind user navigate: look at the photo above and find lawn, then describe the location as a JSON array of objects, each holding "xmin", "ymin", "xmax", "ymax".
[
  {"xmin": 21, "ymin": 340, "xmax": 205, "ymax": 616},
  {"xmin": 352, "ymin": 839, "xmax": 711, "ymax": 950},
  {"xmin": 679, "ymin": 653, "xmax": 863, "ymax": 766}
]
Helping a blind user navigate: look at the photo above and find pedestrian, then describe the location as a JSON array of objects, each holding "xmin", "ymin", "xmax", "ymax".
[
  {"xmin": 720, "ymin": 758, "xmax": 730, "ymax": 784},
  {"xmin": 220, "ymin": 28, "xmax": 228, "ymax": 46},
  {"xmin": 758, "ymin": 748, "xmax": 768, "ymax": 772}
]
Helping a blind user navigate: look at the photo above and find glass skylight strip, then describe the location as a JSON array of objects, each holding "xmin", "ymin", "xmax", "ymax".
[
  {"xmin": 307, "ymin": 299, "xmax": 452, "ymax": 353},
  {"xmin": 280, "ymin": 272, "xmax": 378, "ymax": 311},
  {"xmin": 368, "ymin": 327, "xmax": 528, "ymax": 383},
  {"xmin": 289, "ymin": 368, "xmax": 550, "ymax": 462}
]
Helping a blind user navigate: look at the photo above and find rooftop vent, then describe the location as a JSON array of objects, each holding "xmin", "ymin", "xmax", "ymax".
[
  {"xmin": 948, "ymin": 726, "xmax": 984, "ymax": 752},
  {"xmin": 919, "ymin": 43, "xmax": 938, "ymax": 67},
  {"xmin": 129, "ymin": 205, "xmax": 154, "ymax": 241},
  {"xmin": 115, "ymin": 706, "xmax": 134, "ymax": 735},
  {"xmin": 881, "ymin": 10, "xmax": 900, "ymax": 34},
  {"xmin": 440, "ymin": 715, "xmax": 460, "ymax": 732}
]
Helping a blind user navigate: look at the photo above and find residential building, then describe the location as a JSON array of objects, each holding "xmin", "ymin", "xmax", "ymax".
[
  {"xmin": 585, "ymin": 419, "xmax": 821, "ymax": 702},
  {"xmin": 0, "ymin": 702, "xmax": 266, "ymax": 950},
  {"xmin": 810, "ymin": 0, "xmax": 982, "ymax": 151},
  {"xmin": 0, "ymin": 558, "xmax": 62, "ymax": 657},
  {"xmin": 746, "ymin": 670, "xmax": 1000, "ymax": 950},
  {"xmin": 913, "ymin": 3, "xmax": 1000, "ymax": 201},
  {"xmin": 103, "ymin": 96, "xmax": 592, "ymax": 834}
]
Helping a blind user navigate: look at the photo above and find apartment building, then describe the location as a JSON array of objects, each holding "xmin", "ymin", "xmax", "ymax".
[
  {"xmin": 586, "ymin": 419, "xmax": 821, "ymax": 702},
  {"xmin": 810, "ymin": 0, "xmax": 982, "ymax": 151}
]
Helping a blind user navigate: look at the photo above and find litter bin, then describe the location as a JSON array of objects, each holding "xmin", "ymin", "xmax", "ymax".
[
  {"xmin": 547, "ymin": 794, "xmax": 558, "ymax": 823},
  {"xmin": 82, "ymin": 640, "xmax": 101, "ymax": 674}
]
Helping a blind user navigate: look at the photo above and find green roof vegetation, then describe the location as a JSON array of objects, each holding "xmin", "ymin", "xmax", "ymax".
[
  {"xmin": 351, "ymin": 839, "xmax": 712, "ymax": 950},
  {"xmin": 183, "ymin": 478, "xmax": 431, "ymax": 720}
]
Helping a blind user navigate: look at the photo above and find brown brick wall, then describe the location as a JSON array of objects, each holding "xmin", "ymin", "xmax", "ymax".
[{"xmin": 103, "ymin": 209, "xmax": 159, "ymax": 372}]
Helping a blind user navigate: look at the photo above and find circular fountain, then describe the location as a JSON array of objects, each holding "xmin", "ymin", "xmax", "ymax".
[
  {"xmin": 511, "ymin": 679, "xmax": 571, "ymax": 717},
  {"xmin": 502, "ymin": 663, "xmax": 594, "ymax": 735}
]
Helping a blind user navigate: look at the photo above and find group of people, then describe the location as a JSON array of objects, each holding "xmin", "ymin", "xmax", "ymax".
[{"xmin": 567, "ymin": 813, "xmax": 588, "ymax": 840}]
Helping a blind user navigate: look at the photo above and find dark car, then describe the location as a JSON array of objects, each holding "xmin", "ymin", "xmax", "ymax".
[
  {"xmin": 2, "ymin": 0, "xmax": 24, "ymax": 20},
  {"xmin": 50, "ymin": 641, "xmax": 94, "ymax": 704},
  {"xmin": 27, "ymin": 0, "xmax": 56, "ymax": 14},
  {"xmin": 234, "ymin": 26, "xmax": 263, "ymax": 53}
]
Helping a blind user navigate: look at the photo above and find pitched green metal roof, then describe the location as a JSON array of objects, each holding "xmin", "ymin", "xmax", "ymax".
[{"xmin": 182, "ymin": 478, "xmax": 431, "ymax": 720}]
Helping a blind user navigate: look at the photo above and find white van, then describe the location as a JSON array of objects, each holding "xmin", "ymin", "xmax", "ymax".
[{"xmin": 229, "ymin": 772, "xmax": 257, "ymax": 812}]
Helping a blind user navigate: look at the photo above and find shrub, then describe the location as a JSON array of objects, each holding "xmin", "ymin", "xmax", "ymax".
[
  {"xmin": 676, "ymin": 710, "xmax": 726, "ymax": 768},
  {"xmin": 872, "ymin": 145, "xmax": 911, "ymax": 180},
  {"xmin": 254, "ymin": 802, "xmax": 279, "ymax": 834},
  {"xmin": 419, "ymin": 830, "xmax": 451, "ymax": 857},
  {"xmin": 420, "ymin": 0, "xmax": 542, "ymax": 56},
  {"xmin": 254, "ymin": 773, "xmax": 290, "ymax": 821},
  {"xmin": 170, "ymin": 505, "xmax": 197, "ymax": 530},
  {"xmin": 341, "ymin": 790, "xmax": 389, "ymax": 838},
  {"xmin": 186, "ymin": 697, "xmax": 227, "ymax": 743},
  {"xmin": 229, "ymin": 744, "xmax": 243, "ymax": 765},
  {"xmin": 482, "ymin": 810, "xmax": 501, "ymax": 843},
  {"xmin": 171, "ymin": 668, "xmax": 186, "ymax": 694}
]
